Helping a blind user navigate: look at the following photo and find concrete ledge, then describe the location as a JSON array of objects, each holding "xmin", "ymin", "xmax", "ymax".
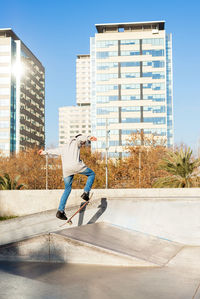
[{"xmin": 0, "ymin": 188, "xmax": 200, "ymax": 217}]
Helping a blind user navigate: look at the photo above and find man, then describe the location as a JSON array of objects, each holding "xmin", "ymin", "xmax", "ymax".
[{"xmin": 38, "ymin": 134, "xmax": 97, "ymax": 220}]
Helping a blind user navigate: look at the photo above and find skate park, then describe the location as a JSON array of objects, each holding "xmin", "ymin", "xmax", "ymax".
[{"xmin": 1, "ymin": 188, "xmax": 200, "ymax": 298}]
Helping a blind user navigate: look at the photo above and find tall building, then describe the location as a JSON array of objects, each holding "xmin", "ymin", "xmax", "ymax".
[
  {"xmin": 58, "ymin": 54, "xmax": 91, "ymax": 145},
  {"xmin": 76, "ymin": 54, "xmax": 90, "ymax": 105},
  {"xmin": 59, "ymin": 105, "xmax": 91, "ymax": 144},
  {"xmin": 0, "ymin": 28, "xmax": 45, "ymax": 156},
  {"xmin": 90, "ymin": 21, "xmax": 173, "ymax": 157}
]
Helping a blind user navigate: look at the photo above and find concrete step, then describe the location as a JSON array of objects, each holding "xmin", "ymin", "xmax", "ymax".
[{"xmin": 0, "ymin": 222, "xmax": 184, "ymax": 267}]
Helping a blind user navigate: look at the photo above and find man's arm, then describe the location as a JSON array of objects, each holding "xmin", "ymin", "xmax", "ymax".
[{"xmin": 38, "ymin": 147, "xmax": 61, "ymax": 156}]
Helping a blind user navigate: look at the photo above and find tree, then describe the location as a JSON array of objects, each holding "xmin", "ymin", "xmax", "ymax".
[
  {"xmin": 153, "ymin": 147, "xmax": 200, "ymax": 188},
  {"xmin": 125, "ymin": 132, "xmax": 167, "ymax": 188},
  {"xmin": 0, "ymin": 173, "xmax": 25, "ymax": 190}
]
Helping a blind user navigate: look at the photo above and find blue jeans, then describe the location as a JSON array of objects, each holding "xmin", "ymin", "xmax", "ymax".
[{"xmin": 58, "ymin": 167, "xmax": 95, "ymax": 211}]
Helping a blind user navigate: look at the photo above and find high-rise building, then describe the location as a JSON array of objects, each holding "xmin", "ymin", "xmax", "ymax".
[
  {"xmin": 76, "ymin": 54, "xmax": 90, "ymax": 105},
  {"xmin": 0, "ymin": 28, "xmax": 45, "ymax": 156},
  {"xmin": 90, "ymin": 21, "xmax": 173, "ymax": 157},
  {"xmin": 59, "ymin": 105, "xmax": 91, "ymax": 144},
  {"xmin": 58, "ymin": 54, "xmax": 91, "ymax": 145}
]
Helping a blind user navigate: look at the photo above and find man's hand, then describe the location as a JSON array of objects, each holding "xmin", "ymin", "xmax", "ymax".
[
  {"xmin": 90, "ymin": 136, "xmax": 97, "ymax": 141},
  {"xmin": 38, "ymin": 149, "xmax": 45, "ymax": 155}
]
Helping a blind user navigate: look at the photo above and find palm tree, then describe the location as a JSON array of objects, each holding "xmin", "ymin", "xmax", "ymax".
[
  {"xmin": 0, "ymin": 173, "xmax": 26, "ymax": 190},
  {"xmin": 153, "ymin": 147, "xmax": 200, "ymax": 188}
]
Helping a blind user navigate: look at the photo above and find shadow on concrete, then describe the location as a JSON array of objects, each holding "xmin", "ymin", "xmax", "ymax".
[
  {"xmin": 0, "ymin": 234, "xmax": 68, "ymax": 269},
  {"xmin": 78, "ymin": 198, "xmax": 107, "ymax": 226},
  {"xmin": 0, "ymin": 260, "xmax": 65, "ymax": 281}
]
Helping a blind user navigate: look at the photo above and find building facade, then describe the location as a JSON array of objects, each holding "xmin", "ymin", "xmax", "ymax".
[
  {"xmin": 76, "ymin": 54, "xmax": 90, "ymax": 105},
  {"xmin": 59, "ymin": 105, "xmax": 91, "ymax": 145},
  {"xmin": 58, "ymin": 54, "xmax": 91, "ymax": 145},
  {"xmin": 0, "ymin": 28, "xmax": 45, "ymax": 156},
  {"xmin": 90, "ymin": 21, "xmax": 173, "ymax": 157}
]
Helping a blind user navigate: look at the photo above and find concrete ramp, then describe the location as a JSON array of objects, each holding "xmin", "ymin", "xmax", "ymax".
[{"xmin": 0, "ymin": 222, "xmax": 183, "ymax": 267}]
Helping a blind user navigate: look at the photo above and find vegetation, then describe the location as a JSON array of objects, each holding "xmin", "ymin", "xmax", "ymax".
[
  {"xmin": 0, "ymin": 135, "xmax": 199, "ymax": 189},
  {"xmin": 0, "ymin": 173, "xmax": 26, "ymax": 190},
  {"xmin": 153, "ymin": 147, "xmax": 200, "ymax": 188},
  {"xmin": 0, "ymin": 216, "xmax": 17, "ymax": 221}
]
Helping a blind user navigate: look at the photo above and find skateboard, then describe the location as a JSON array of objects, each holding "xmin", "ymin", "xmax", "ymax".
[{"xmin": 59, "ymin": 193, "xmax": 93, "ymax": 227}]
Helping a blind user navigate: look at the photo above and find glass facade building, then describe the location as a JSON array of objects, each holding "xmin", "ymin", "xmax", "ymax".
[
  {"xmin": 90, "ymin": 21, "xmax": 173, "ymax": 157},
  {"xmin": 0, "ymin": 28, "xmax": 45, "ymax": 156}
]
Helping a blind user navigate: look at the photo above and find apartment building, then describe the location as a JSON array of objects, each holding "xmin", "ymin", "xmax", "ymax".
[
  {"xmin": 0, "ymin": 28, "xmax": 45, "ymax": 156},
  {"xmin": 76, "ymin": 54, "xmax": 90, "ymax": 105},
  {"xmin": 59, "ymin": 105, "xmax": 91, "ymax": 144},
  {"xmin": 90, "ymin": 21, "xmax": 173, "ymax": 157},
  {"xmin": 58, "ymin": 54, "xmax": 91, "ymax": 145}
]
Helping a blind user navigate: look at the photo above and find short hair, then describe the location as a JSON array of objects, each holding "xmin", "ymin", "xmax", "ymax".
[{"xmin": 75, "ymin": 134, "xmax": 82, "ymax": 138}]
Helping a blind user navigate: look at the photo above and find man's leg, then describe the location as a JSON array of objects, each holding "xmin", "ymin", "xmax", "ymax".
[
  {"xmin": 79, "ymin": 168, "xmax": 95, "ymax": 201},
  {"xmin": 56, "ymin": 175, "xmax": 74, "ymax": 220}
]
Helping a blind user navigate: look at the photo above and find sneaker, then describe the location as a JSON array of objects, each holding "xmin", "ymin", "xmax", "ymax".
[
  {"xmin": 81, "ymin": 191, "xmax": 90, "ymax": 201},
  {"xmin": 56, "ymin": 210, "xmax": 68, "ymax": 220}
]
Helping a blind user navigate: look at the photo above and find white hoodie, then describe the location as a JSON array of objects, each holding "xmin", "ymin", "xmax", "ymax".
[{"xmin": 43, "ymin": 135, "xmax": 91, "ymax": 178}]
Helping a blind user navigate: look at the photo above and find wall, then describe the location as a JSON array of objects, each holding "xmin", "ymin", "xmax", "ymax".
[{"xmin": 0, "ymin": 188, "xmax": 199, "ymax": 217}]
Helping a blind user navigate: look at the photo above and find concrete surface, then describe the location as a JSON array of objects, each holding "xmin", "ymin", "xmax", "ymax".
[
  {"xmin": 0, "ymin": 222, "xmax": 184, "ymax": 267},
  {"xmin": 53, "ymin": 223, "xmax": 184, "ymax": 266},
  {"xmin": 1, "ymin": 196, "xmax": 200, "ymax": 246},
  {"xmin": 1, "ymin": 191, "xmax": 200, "ymax": 298},
  {"xmin": 0, "ymin": 188, "xmax": 200, "ymax": 217},
  {"xmin": 1, "ymin": 247, "xmax": 200, "ymax": 299}
]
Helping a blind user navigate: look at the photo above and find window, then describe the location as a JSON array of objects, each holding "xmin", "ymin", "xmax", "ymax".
[
  {"xmin": 142, "ymin": 38, "xmax": 164, "ymax": 45},
  {"xmin": 121, "ymin": 51, "xmax": 140, "ymax": 56},
  {"xmin": 96, "ymin": 51, "xmax": 118, "ymax": 59},
  {"xmin": 120, "ymin": 39, "xmax": 139, "ymax": 45},
  {"xmin": 96, "ymin": 73, "xmax": 118, "ymax": 81},
  {"xmin": 97, "ymin": 96, "xmax": 118, "ymax": 103},
  {"xmin": 96, "ymin": 130, "xmax": 106, "ymax": 137},
  {"xmin": 96, "ymin": 62, "xmax": 118, "ymax": 70},
  {"xmin": 97, "ymin": 107, "xmax": 118, "ymax": 115},
  {"xmin": 121, "ymin": 72, "xmax": 140, "ymax": 78},
  {"xmin": 143, "ymin": 60, "xmax": 165, "ymax": 68},
  {"xmin": 143, "ymin": 106, "xmax": 166, "ymax": 113},
  {"xmin": 0, "ymin": 132, "xmax": 9, "ymax": 138},
  {"xmin": 143, "ymin": 94, "xmax": 165, "ymax": 102},
  {"xmin": 0, "ymin": 99, "xmax": 9, "ymax": 106},
  {"xmin": 0, "ymin": 121, "xmax": 9, "ymax": 128},
  {"xmin": 0, "ymin": 45, "xmax": 10, "ymax": 52},
  {"xmin": 109, "ymin": 140, "xmax": 119, "ymax": 146},
  {"xmin": 143, "ymin": 128, "xmax": 167, "ymax": 136},
  {"xmin": 142, "ymin": 49, "xmax": 164, "ymax": 57},
  {"xmin": 120, "ymin": 61, "xmax": 140, "ymax": 67},
  {"xmin": 0, "ymin": 88, "xmax": 9, "ymax": 95},
  {"xmin": 96, "ymin": 84, "xmax": 118, "ymax": 92},
  {"xmin": 0, "ymin": 67, "xmax": 10, "ymax": 74},
  {"xmin": 121, "ymin": 95, "xmax": 140, "ymax": 101},
  {"xmin": 122, "ymin": 107, "xmax": 140, "ymax": 112},
  {"xmin": 0, "ymin": 143, "xmax": 9, "ymax": 150},
  {"xmin": 143, "ymin": 71, "xmax": 165, "ymax": 79},
  {"xmin": 96, "ymin": 40, "xmax": 118, "ymax": 48},
  {"xmin": 143, "ymin": 83, "xmax": 165, "ymax": 90},
  {"xmin": 122, "ymin": 84, "xmax": 140, "ymax": 90},
  {"xmin": 0, "ymin": 56, "xmax": 10, "ymax": 63},
  {"xmin": 0, "ymin": 110, "xmax": 9, "ymax": 116},
  {"xmin": 143, "ymin": 117, "xmax": 166, "ymax": 124}
]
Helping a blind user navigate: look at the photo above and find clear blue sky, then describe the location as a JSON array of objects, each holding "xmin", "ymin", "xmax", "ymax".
[{"xmin": 1, "ymin": 0, "xmax": 200, "ymax": 153}]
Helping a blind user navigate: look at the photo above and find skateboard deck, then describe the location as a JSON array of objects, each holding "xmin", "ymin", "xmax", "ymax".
[{"xmin": 59, "ymin": 193, "xmax": 93, "ymax": 227}]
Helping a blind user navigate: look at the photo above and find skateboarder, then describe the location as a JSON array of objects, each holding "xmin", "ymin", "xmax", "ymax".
[{"xmin": 38, "ymin": 134, "xmax": 97, "ymax": 220}]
